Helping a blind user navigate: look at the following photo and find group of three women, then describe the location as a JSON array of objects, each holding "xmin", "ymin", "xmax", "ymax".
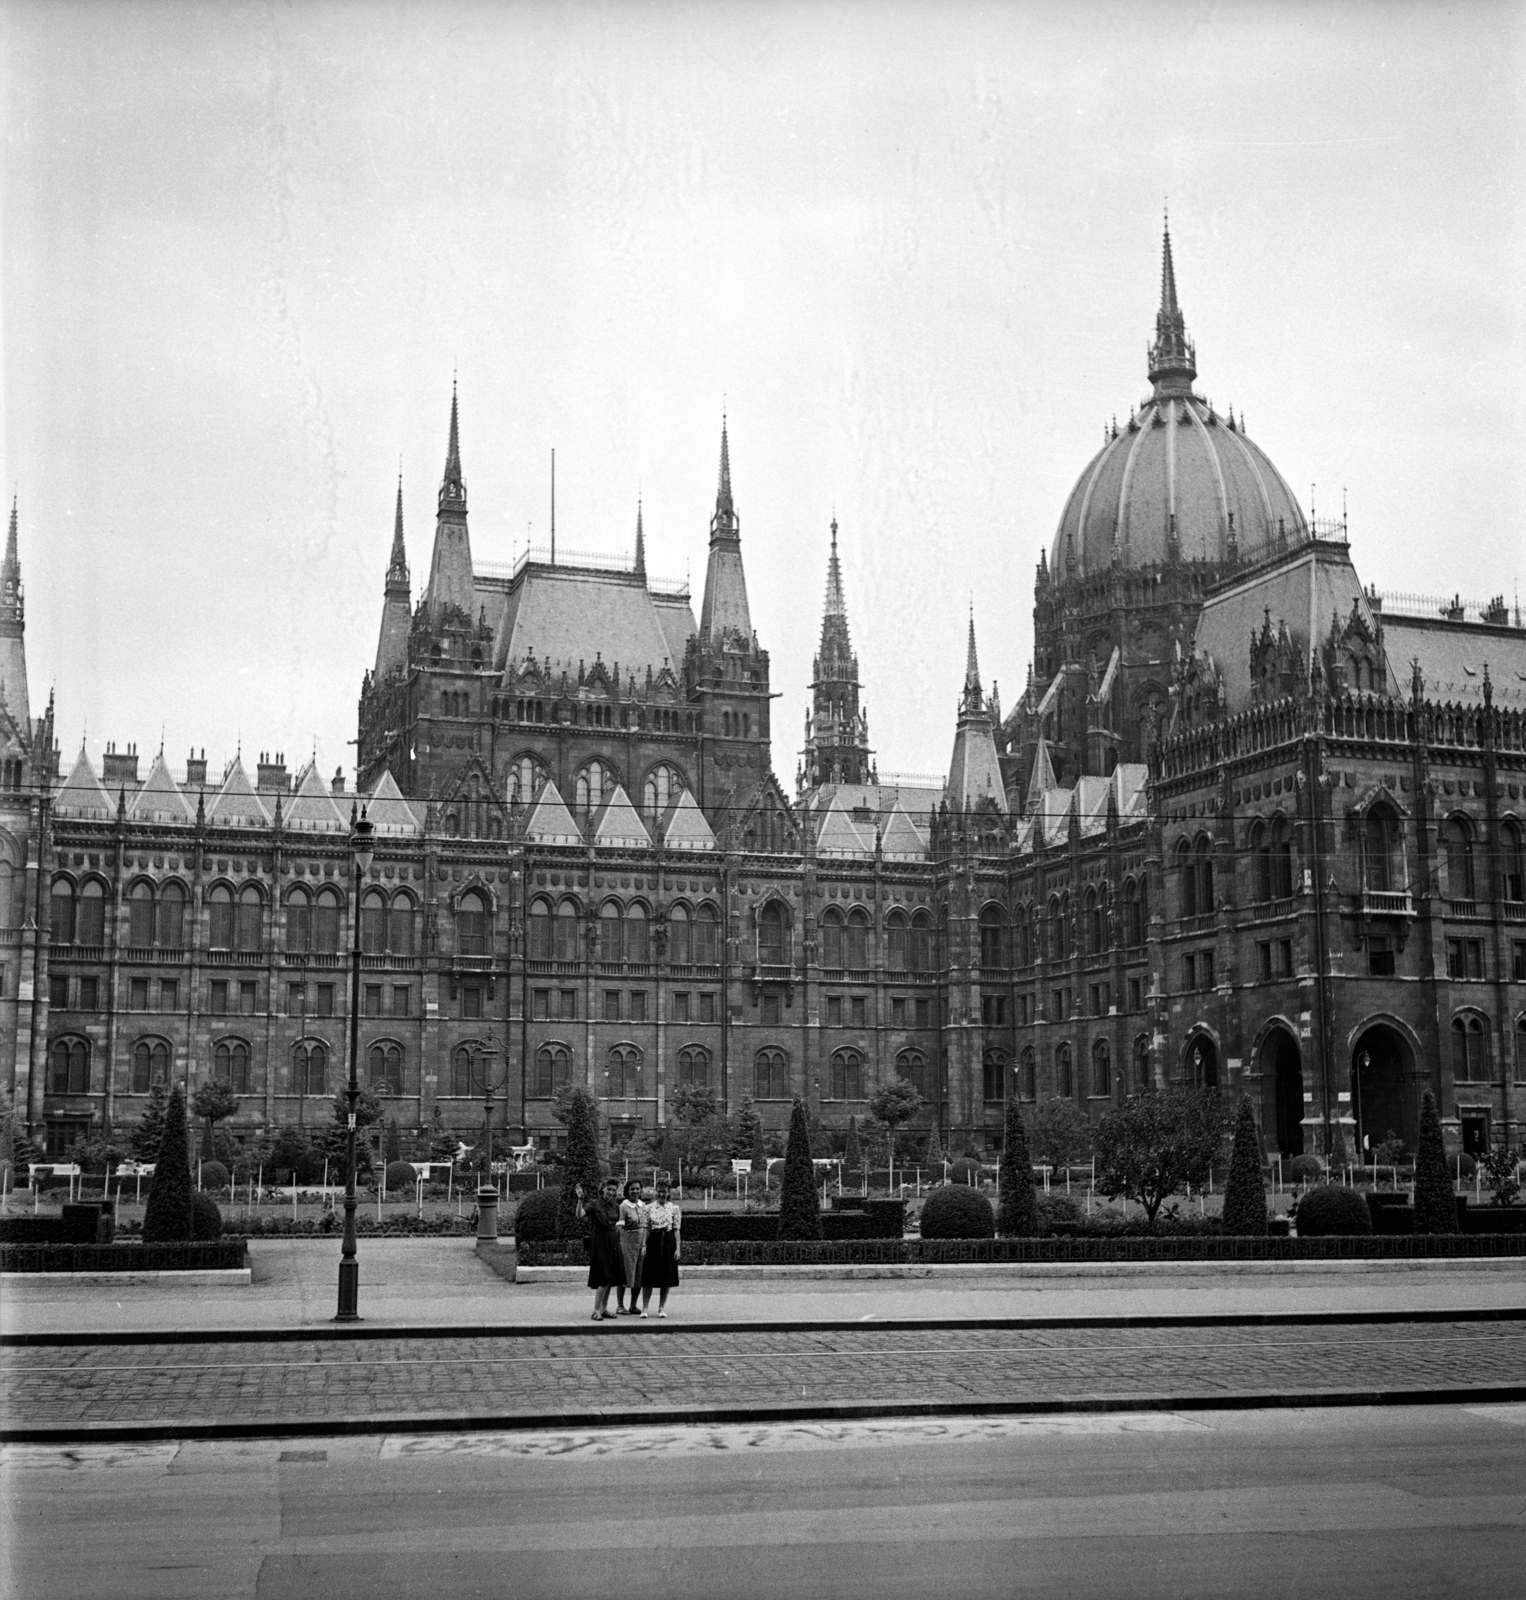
[{"xmin": 575, "ymin": 1176, "xmax": 681, "ymax": 1320}]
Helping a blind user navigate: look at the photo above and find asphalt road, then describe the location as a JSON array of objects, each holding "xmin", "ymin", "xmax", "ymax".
[{"xmin": 4, "ymin": 1404, "xmax": 1523, "ymax": 1600}]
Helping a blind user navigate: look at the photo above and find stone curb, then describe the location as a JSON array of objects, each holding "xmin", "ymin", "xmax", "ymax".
[
  {"xmin": 0, "ymin": 1269, "xmax": 252, "ymax": 1287},
  {"xmin": 5, "ymin": 1383, "xmax": 1524, "ymax": 1446}
]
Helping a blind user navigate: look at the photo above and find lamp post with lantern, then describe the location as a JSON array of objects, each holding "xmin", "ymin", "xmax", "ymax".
[
  {"xmin": 478, "ymin": 1045, "xmax": 504, "ymax": 1241},
  {"xmin": 335, "ymin": 806, "xmax": 375, "ymax": 1322}
]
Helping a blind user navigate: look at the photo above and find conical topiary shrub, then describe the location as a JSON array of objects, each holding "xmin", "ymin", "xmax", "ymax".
[
  {"xmin": 1413, "ymin": 1089, "xmax": 1460, "ymax": 1235},
  {"xmin": 143, "ymin": 1084, "xmax": 194, "ymax": 1242},
  {"xmin": 996, "ymin": 1099, "xmax": 1038, "ymax": 1237},
  {"xmin": 777, "ymin": 1098, "xmax": 823, "ymax": 1240},
  {"xmin": 844, "ymin": 1115, "xmax": 863, "ymax": 1179},
  {"xmin": 1221, "ymin": 1098, "xmax": 1269, "ymax": 1236},
  {"xmin": 557, "ymin": 1088, "xmax": 603, "ymax": 1240},
  {"xmin": 925, "ymin": 1120, "xmax": 944, "ymax": 1173}
]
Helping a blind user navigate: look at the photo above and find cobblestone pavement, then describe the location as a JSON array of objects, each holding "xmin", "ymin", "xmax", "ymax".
[{"xmin": 3, "ymin": 1319, "xmax": 1523, "ymax": 1437}]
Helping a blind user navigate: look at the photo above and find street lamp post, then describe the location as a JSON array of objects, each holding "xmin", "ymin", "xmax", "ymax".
[
  {"xmin": 478, "ymin": 1048, "xmax": 502, "ymax": 1242},
  {"xmin": 335, "ymin": 806, "xmax": 375, "ymax": 1322}
]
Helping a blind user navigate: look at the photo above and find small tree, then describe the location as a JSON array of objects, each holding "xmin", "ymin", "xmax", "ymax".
[
  {"xmin": 319, "ymin": 1085, "xmax": 382, "ymax": 1179},
  {"xmin": 192, "ymin": 1079, "xmax": 240, "ymax": 1162},
  {"xmin": 925, "ymin": 1120, "xmax": 945, "ymax": 1174},
  {"xmin": 130, "ymin": 1080, "xmax": 171, "ymax": 1161},
  {"xmin": 1221, "ymin": 1098, "xmax": 1269, "ymax": 1236},
  {"xmin": 427, "ymin": 1106, "xmax": 458, "ymax": 1164},
  {"xmin": 384, "ymin": 1117, "xmax": 403, "ymax": 1165},
  {"xmin": 269, "ymin": 1124, "xmax": 321, "ymax": 1186},
  {"xmin": 777, "ymin": 1098, "xmax": 823, "ymax": 1239},
  {"xmin": 735, "ymin": 1095, "xmax": 763, "ymax": 1162},
  {"xmin": 143, "ymin": 1084, "xmax": 194, "ymax": 1241},
  {"xmin": 1029, "ymin": 1097, "xmax": 1094, "ymax": 1172},
  {"xmin": 1413, "ymin": 1089, "xmax": 1461, "ymax": 1234},
  {"xmin": 996, "ymin": 1097, "xmax": 1038, "ymax": 1236},
  {"xmin": 557, "ymin": 1087, "xmax": 603, "ymax": 1239},
  {"xmin": 0, "ymin": 1086, "xmax": 43, "ymax": 1175},
  {"xmin": 1093, "ymin": 1088, "xmax": 1224, "ymax": 1226},
  {"xmin": 1327, "ymin": 1121, "xmax": 1351, "ymax": 1175},
  {"xmin": 867, "ymin": 1081, "xmax": 922, "ymax": 1166},
  {"xmin": 1481, "ymin": 1145, "xmax": 1521, "ymax": 1208},
  {"xmin": 671, "ymin": 1082, "xmax": 720, "ymax": 1126},
  {"xmin": 749, "ymin": 1109, "xmax": 767, "ymax": 1175},
  {"xmin": 843, "ymin": 1114, "xmax": 864, "ymax": 1175}
]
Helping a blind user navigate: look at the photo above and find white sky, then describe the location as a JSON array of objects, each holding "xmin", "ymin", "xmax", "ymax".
[{"xmin": 3, "ymin": 0, "xmax": 1522, "ymax": 790}]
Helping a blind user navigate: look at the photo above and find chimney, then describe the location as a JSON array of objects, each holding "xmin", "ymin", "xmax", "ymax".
[
  {"xmin": 331, "ymin": 768, "xmax": 346, "ymax": 797},
  {"xmin": 186, "ymin": 748, "xmax": 207, "ymax": 788},
  {"xmin": 102, "ymin": 741, "xmax": 139, "ymax": 787},
  {"xmin": 256, "ymin": 750, "xmax": 290, "ymax": 793}
]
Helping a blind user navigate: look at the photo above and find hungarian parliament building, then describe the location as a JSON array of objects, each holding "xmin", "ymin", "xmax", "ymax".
[{"xmin": 9, "ymin": 229, "xmax": 1525, "ymax": 1164}]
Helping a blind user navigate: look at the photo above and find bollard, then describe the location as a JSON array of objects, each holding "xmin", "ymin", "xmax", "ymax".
[{"xmin": 476, "ymin": 1185, "xmax": 499, "ymax": 1242}]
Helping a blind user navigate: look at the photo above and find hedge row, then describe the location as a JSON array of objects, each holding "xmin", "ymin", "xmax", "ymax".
[{"xmin": 1, "ymin": 1239, "xmax": 249, "ymax": 1273}]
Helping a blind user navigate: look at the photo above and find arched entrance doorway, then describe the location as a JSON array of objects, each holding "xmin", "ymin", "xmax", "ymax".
[
  {"xmin": 1184, "ymin": 1033, "xmax": 1219, "ymax": 1091},
  {"xmin": 1258, "ymin": 1027, "xmax": 1304, "ymax": 1158},
  {"xmin": 1352, "ymin": 1024, "xmax": 1413, "ymax": 1153}
]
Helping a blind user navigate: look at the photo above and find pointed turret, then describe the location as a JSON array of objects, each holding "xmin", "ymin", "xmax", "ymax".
[
  {"xmin": 425, "ymin": 383, "xmax": 475, "ymax": 620},
  {"xmin": 961, "ymin": 609, "xmax": 981, "ymax": 712},
  {"xmin": 698, "ymin": 414, "xmax": 752, "ymax": 642},
  {"xmin": 801, "ymin": 518, "xmax": 870, "ymax": 789},
  {"xmin": 0, "ymin": 498, "xmax": 31, "ymax": 735},
  {"xmin": 945, "ymin": 612, "xmax": 1007, "ymax": 814},
  {"xmin": 1147, "ymin": 215, "xmax": 1197, "ymax": 398},
  {"xmin": 633, "ymin": 499, "xmax": 646, "ymax": 581},
  {"xmin": 374, "ymin": 473, "xmax": 413, "ymax": 678}
]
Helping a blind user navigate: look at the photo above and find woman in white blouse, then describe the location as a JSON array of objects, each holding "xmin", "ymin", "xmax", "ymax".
[{"xmin": 638, "ymin": 1177, "xmax": 681, "ymax": 1317}]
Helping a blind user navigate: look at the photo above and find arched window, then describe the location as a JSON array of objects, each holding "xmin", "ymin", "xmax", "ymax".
[
  {"xmin": 528, "ymin": 898, "xmax": 553, "ymax": 961},
  {"xmin": 1014, "ymin": 904, "xmax": 1032, "ymax": 967},
  {"xmin": 642, "ymin": 764, "xmax": 682, "ymax": 824},
  {"xmin": 531, "ymin": 1043, "xmax": 571, "ymax": 1098},
  {"xmin": 599, "ymin": 902, "xmax": 624, "ymax": 963},
  {"xmin": 389, "ymin": 893, "xmax": 415, "ymax": 955},
  {"xmin": 668, "ymin": 904, "xmax": 691, "ymax": 965},
  {"xmin": 1451, "ymin": 1015, "xmax": 1486, "ymax": 1082},
  {"xmin": 1020, "ymin": 1046, "xmax": 1036, "ymax": 1101},
  {"xmin": 1084, "ymin": 890, "xmax": 1104, "ymax": 957},
  {"xmin": 554, "ymin": 900, "xmax": 579, "ymax": 962},
  {"xmin": 1502, "ymin": 819, "xmax": 1525, "ymax": 903},
  {"xmin": 360, "ymin": 889, "xmax": 387, "ymax": 954},
  {"xmin": 909, "ymin": 911, "xmax": 933, "ymax": 973},
  {"xmin": 1133, "ymin": 1034, "xmax": 1151, "ymax": 1091},
  {"xmin": 677, "ymin": 1045, "xmax": 710, "ymax": 1089},
  {"xmin": 1270, "ymin": 817, "xmax": 1294, "ymax": 899},
  {"xmin": 457, "ymin": 890, "xmax": 488, "ymax": 956},
  {"xmin": 1091, "ymin": 1038, "xmax": 1111, "ymax": 1100},
  {"xmin": 694, "ymin": 904, "xmax": 720, "ymax": 965},
  {"xmin": 371, "ymin": 1041, "xmax": 405, "ymax": 1096},
  {"xmin": 607, "ymin": 1045, "xmax": 643, "ymax": 1098},
  {"xmin": 755, "ymin": 1048, "xmax": 790, "ymax": 1099},
  {"xmin": 129, "ymin": 881, "xmax": 155, "ymax": 946},
  {"xmin": 153, "ymin": 881, "xmax": 186, "ymax": 950},
  {"xmin": 47, "ymin": 1035, "xmax": 90, "ymax": 1094},
  {"xmin": 1194, "ymin": 837, "xmax": 1214, "ymax": 917},
  {"xmin": 1056, "ymin": 1043, "xmax": 1073, "ymax": 1100},
  {"xmin": 1176, "ymin": 839, "xmax": 1197, "ymax": 918},
  {"xmin": 131, "ymin": 1038, "xmax": 169, "ymax": 1094},
  {"xmin": 507, "ymin": 754, "xmax": 545, "ymax": 805},
  {"xmin": 845, "ymin": 908, "xmax": 869, "ymax": 969},
  {"xmin": 1364, "ymin": 806, "xmax": 1399, "ymax": 894},
  {"xmin": 759, "ymin": 901, "xmax": 788, "ymax": 965},
  {"xmin": 1443, "ymin": 816, "xmax": 1476, "ymax": 901},
  {"xmin": 50, "ymin": 878, "xmax": 76, "ymax": 945},
  {"xmin": 829, "ymin": 1048, "xmax": 864, "ymax": 1100},
  {"xmin": 821, "ymin": 908, "xmax": 844, "ymax": 969},
  {"xmin": 886, "ymin": 910, "xmax": 908, "ymax": 972},
  {"xmin": 77, "ymin": 880, "xmax": 105, "ymax": 946},
  {"xmin": 213, "ymin": 1038, "xmax": 252, "ymax": 1094},
  {"xmin": 449, "ymin": 1042, "xmax": 485, "ymax": 1097},
  {"xmin": 235, "ymin": 885, "xmax": 263, "ymax": 951},
  {"xmin": 625, "ymin": 903, "xmax": 650, "ymax": 965},
  {"xmin": 208, "ymin": 884, "xmax": 235, "ymax": 950},
  {"xmin": 1047, "ymin": 896, "xmax": 1069, "ymax": 963},
  {"xmin": 312, "ymin": 886, "xmax": 341, "ymax": 953},
  {"xmin": 982, "ymin": 1049, "xmax": 1007, "ymax": 1103},
  {"xmin": 1250, "ymin": 820, "xmax": 1271, "ymax": 903},
  {"xmin": 575, "ymin": 759, "xmax": 611, "ymax": 818},
  {"xmin": 897, "ymin": 1048, "xmax": 929, "ymax": 1099},
  {"xmin": 980, "ymin": 905, "xmax": 1006, "ymax": 970},
  {"xmin": 293, "ymin": 1039, "xmax": 327, "ymax": 1096},
  {"xmin": 1122, "ymin": 880, "xmax": 1143, "ymax": 947}
]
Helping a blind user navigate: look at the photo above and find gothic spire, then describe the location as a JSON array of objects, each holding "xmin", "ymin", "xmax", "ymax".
[
  {"xmin": 385, "ymin": 472, "xmax": 409, "ymax": 594},
  {"xmin": 823, "ymin": 518, "xmax": 845, "ymax": 618},
  {"xmin": 1147, "ymin": 215, "xmax": 1197, "ymax": 398},
  {"xmin": 438, "ymin": 380, "xmax": 466, "ymax": 514},
  {"xmin": 964, "ymin": 608, "xmax": 981, "ymax": 693},
  {"xmin": 716, "ymin": 414, "xmax": 734, "ymax": 517},
  {"xmin": 1, "ymin": 496, "xmax": 21, "ymax": 624},
  {"xmin": 634, "ymin": 498, "xmax": 646, "ymax": 580}
]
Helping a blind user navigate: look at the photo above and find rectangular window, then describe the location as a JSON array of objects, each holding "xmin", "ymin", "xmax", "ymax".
[
  {"xmin": 131, "ymin": 977, "xmax": 149, "ymax": 1010},
  {"xmin": 603, "ymin": 990, "xmax": 621, "ymax": 1022},
  {"xmin": 698, "ymin": 993, "xmax": 715, "ymax": 1024},
  {"xmin": 850, "ymin": 996, "xmax": 866, "ymax": 1027},
  {"xmin": 892, "ymin": 996, "xmax": 906, "ymax": 1028},
  {"xmin": 532, "ymin": 989, "xmax": 550, "ymax": 1021},
  {"xmin": 1448, "ymin": 939, "xmax": 1485, "ymax": 980},
  {"xmin": 1051, "ymin": 988, "xmax": 1069, "ymax": 1022},
  {"xmin": 558, "ymin": 989, "xmax": 577, "ymax": 1021},
  {"xmin": 1368, "ymin": 937, "xmax": 1394, "ymax": 977},
  {"xmin": 239, "ymin": 981, "xmax": 257, "ymax": 1015},
  {"xmin": 1258, "ymin": 942, "xmax": 1272, "ymax": 982},
  {"xmin": 1446, "ymin": 938, "xmax": 1462, "ymax": 979},
  {"xmin": 49, "ymin": 974, "xmax": 68, "ymax": 1009},
  {"xmin": 629, "ymin": 991, "xmax": 647, "ymax": 1023},
  {"xmin": 316, "ymin": 983, "xmax": 335, "ymax": 1018},
  {"xmin": 1467, "ymin": 940, "xmax": 1484, "ymax": 980},
  {"xmin": 1200, "ymin": 952, "xmax": 1215, "ymax": 990},
  {"xmin": 673, "ymin": 991, "xmax": 690, "ymax": 1023},
  {"xmin": 364, "ymin": 984, "xmax": 383, "ymax": 1018},
  {"xmin": 762, "ymin": 993, "xmax": 781, "ymax": 1026},
  {"xmin": 392, "ymin": 986, "xmax": 410, "ymax": 1018},
  {"xmin": 1127, "ymin": 977, "xmax": 1142, "ymax": 1013},
  {"xmin": 210, "ymin": 979, "xmax": 228, "ymax": 1015},
  {"xmin": 1514, "ymin": 942, "xmax": 1526, "ymax": 983},
  {"xmin": 1018, "ymin": 993, "xmax": 1032, "ymax": 1025},
  {"xmin": 462, "ymin": 985, "xmax": 483, "ymax": 1020},
  {"xmin": 288, "ymin": 983, "xmax": 305, "ymax": 1016},
  {"xmin": 1089, "ymin": 984, "xmax": 1108, "ymax": 1017},
  {"xmin": 915, "ymin": 997, "xmax": 931, "ymax": 1028},
  {"xmin": 827, "ymin": 995, "xmax": 842, "ymax": 1027},
  {"xmin": 981, "ymin": 994, "xmax": 1007, "ymax": 1026},
  {"xmin": 1278, "ymin": 940, "xmax": 1294, "ymax": 978},
  {"xmin": 79, "ymin": 976, "xmax": 98, "ymax": 1011},
  {"xmin": 159, "ymin": 979, "xmax": 178, "ymax": 1012},
  {"xmin": 1182, "ymin": 954, "xmax": 1196, "ymax": 993}
]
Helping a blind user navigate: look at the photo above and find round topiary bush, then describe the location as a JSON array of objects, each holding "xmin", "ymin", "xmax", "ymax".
[
  {"xmin": 385, "ymin": 1161, "xmax": 418, "ymax": 1192},
  {"xmin": 1452, "ymin": 1152, "xmax": 1477, "ymax": 1179},
  {"xmin": 513, "ymin": 1185, "xmax": 563, "ymax": 1241},
  {"xmin": 1036, "ymin": 1193, "xmax": 1081, "ymax": 1231},
  {"xmin": 1294, "ymin": 1184, "xmax": 1373, "ymax": 1236},
  {"xmin": 198, "ymin": 1160, "xmax": 230, "ymax": 1192},
  {"xmin": 190, "ymin": 1192, "xmax": 223, "ymax": 1240},
  {"xmin": 947, "ymin": 1157, "xmax": 983, "ymax": 1186},
  {"xmin": 1287, "ymin": 1155, "xmax": 1324, "ymax": 1185},
  {"xmin": 919, "ymin": 1184, "xmax": 995, "ymax": 1239}
]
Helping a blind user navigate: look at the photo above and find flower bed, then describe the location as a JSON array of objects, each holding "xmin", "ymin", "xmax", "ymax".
[{"xmin": 1, "ymin": 1238, "xmax": 249, "ymax": 1273}]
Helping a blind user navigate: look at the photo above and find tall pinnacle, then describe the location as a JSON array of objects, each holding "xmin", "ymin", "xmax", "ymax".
[
  {"xmin": 823, "ymin": 518, "xmax": 845, "ymax": 618},
  {"xmin": 634, "ymin": 498, "xmax": 646, "ymax": 579},
  {"xmin": 3, "ymin": 497, "xmax": 16, "ymax": 584},
  {"xmin": 1147, "ymin": 216, "xmax": 1197, "ymax": 398},
  {"xmin": 385, "ymin": 474, "xmax": 409, "ymax": 594},
  {"xmin": 438, "ymin": 381, "xmax": 466, "ymax": 514},
  {"xmin": 965, "ymin": 610, "xmax": 980, "ymax": 689},
  {"xmin": 709, "ymin": 413, "xmax": 739, "ymax": 544}
]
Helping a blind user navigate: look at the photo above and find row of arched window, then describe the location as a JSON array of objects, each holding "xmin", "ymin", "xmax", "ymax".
[
  {"xmin": 526, "ymin": 899, "xmax": 722, "ymax": 965},
  {"xmin": 760, "ymin": 902, "xmax": 937, "ymax": 971}
]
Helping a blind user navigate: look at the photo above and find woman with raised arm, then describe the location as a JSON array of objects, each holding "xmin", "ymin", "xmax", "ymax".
[
  {"xmin": 639, "ymin": 1176, "xmax": 681, "ymax": 1318},
  {"xmin": 575, "ymin": 1176, "xmax": 624, "ymax": 1321},
  {"xmin": 615, "ymin": 1178, "xmax": 647, "ymax": 1315}
]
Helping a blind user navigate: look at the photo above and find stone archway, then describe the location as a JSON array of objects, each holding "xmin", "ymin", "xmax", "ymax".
[
  {"xmin": 1352, "ymin": 1023, "xmax": 1414, "ymax": 1152},
  {"xmin": 1257, "ymin": 1026, "xmax": 1304, "ymax": 1158},
  {"xmin": 1184, "ymin": 1032, "xmax": 1219, "ymax": 1091}
]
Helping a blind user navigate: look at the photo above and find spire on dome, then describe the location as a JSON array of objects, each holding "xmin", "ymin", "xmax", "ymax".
[
  {"xmin": 438, "ymin": 380, "xmax": 466, "ymax": 514},
  {"xmin": 1147, "ymin": 215, "xmax": 1197, "ymax": 398},
  {"xmin": 634, "ymin": 498, "xmax": 646, "ymax": 580}
]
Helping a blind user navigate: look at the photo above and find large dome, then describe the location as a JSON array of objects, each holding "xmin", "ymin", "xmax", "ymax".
[{"xmin": 1051, "ymin": 230, "xmax": 1307, "ymax": 577}]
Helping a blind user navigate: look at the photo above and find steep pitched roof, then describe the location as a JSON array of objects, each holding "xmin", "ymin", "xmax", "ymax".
[
  {"xmin": 206, "ymin": 755, "xmax": 272, "ymax": 828},
  {"xmin": 524, "ymin": 779, "xmax": 582, "ymax": 846},
  {"xmin": 659, "ymin": 787, "xmax": 717, "ymax": 852},
  {"xmin": 591, "ymin": 783, "xmax": 652, "ymax": 850},
  {"xmin": 284, "ymin": 760, "xmax": 348, "ymax": 833},
  {"xmin": 814, "ymin": 796, "xmax": 873, "ymax": 859},
  {"xmin": 54, "ymin": 747, "xmax": 114, "ymax": 820},
  {"xmin": 493, "ymin": 565, "xmax": 696, "ymax": 681},
  {"xmin": 1027, "ymin": 738, "xmax": 1057, "ymax": 813},
  {"xmin": 879, "ymin": 802, "xmax": 927, "ymax": 861},
  {"xmin": 127, "ymin": 751, "xmax": 196, "ymax": 825},
  {"xmin": 364, "ymin": 769, "xmax": 423, "ymax": 836}
]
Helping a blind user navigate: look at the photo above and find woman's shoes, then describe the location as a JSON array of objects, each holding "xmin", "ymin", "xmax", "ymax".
[
  {"xmin": 592, "ymin": 1311, "xmax": 604, "ymax": 1321},
  {"xmin": 658, "ymin": 1308, "xmax": 668, "ymax": 1318},
  {"xmin": 639, "ymin": 1309, "xmax": 648, "ymax": 1318}
]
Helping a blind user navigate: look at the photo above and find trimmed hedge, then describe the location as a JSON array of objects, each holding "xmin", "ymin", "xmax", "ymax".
[
  {"xmin": 384, "ymin": 1161, "xmax": 418, "ymax": 1192},
  {"xmin": 224, "ymin": 1213, "xmax": 474, "ymax": 1238},
  {"xmin": 199, "ymin": 1161, "xmax": 230, "ymax": 1191},
  {"xmin": 509, "ymin": 1192, "xmax": 906, "ymax": 1243},
  {"xmin": 190, "ymin": 1193, "xmax": 223, "ymax": 1240},
  {"xmin": 1295, "ymin": 1185, "xmax": 1373, "ymax": 1236},
  {"xmin": 919, "ymin": 1185, "xmax": 995, "ymax": 1239},
  {"xmin": 513, "ymin": 1186, "xmax": 563, "ymax": 1241},
  {"xmin": 1, "ymin": 1238, "xmax": 248, "ymax": 1272}
]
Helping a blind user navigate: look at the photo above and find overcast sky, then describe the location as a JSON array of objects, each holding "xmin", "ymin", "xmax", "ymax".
[{"xmin": 3, "ymin": 0, "xmax": 1522, "ymax": 792}]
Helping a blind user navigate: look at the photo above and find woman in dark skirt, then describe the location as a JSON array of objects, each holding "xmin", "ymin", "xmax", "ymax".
[
  {"xmin": 615, "ymin": 1179, "xmax": 647, "ymax": 1316},
  {"xmin": 639, "ymin": 1177, "xmax": 681, "ymax": 1318},
  {"xmin": 575, "ymin": 1178, "xmax": 624, "ymax": 1320}
]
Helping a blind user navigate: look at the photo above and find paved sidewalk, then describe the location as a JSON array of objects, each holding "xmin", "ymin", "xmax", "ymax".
[{"xmin": 2, "ymin": 1238, "xmax": 1523, "ymax": 1338}]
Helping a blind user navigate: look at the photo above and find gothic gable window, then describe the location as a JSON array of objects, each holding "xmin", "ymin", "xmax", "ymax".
[
  {"xmin": 235, "ymin": 885, "xmax": 264, "ymax": 952},
  {"xmin": 531, "ymin": 1043, "xmax": 571, "ymax": 1098},
  {"xmin": 1451, "ymin": 1015, "xmax": 1487, "ymax": 1083},
  {"xmin": 1083, "ymin": 890, "xmax": 1104, "ymax": 957},
  {"xmin": 845, "ymin": 908, "xmax": 869, "ymax": 969},
  {"xmin": 1047, "ymin": 896, "xmax": 1069, "ymax": 963},
  {"xmin": 821, "ymin": 907, "xmax": 844, "ymax": 969},
  {"xmin": 449, "ymin": 1042, "xmax": 485, "ymax": 1097},
  {"xmin": 599, "ymin": 901, "xmax": 624, "ymax": 964},
  {"xmin": 293, "ymin": 1039, "xmax": 327, "ymax": 1096},
  {"xmin": 1133, "ymin": 1034, "xmax": 1151, "ymax": 1091},
  {"xmin": 1363, "ymin": 804, "xmax": 1400, "ymax": 894},
  {"xmin": 208, "ymin": 884, "xmax": 235, "ymax": 950},
  {"xmin": 554, "ymin": 899, "xmax": 579, "ymax": 962},
  {"xmin": 314, "ymin": 887, "xmax": 341, "ymax": 953},
  {"xmin": 507, "ymin": 753, "xmax": 546, "ymax": 806},
  {"xmin": 897, "ymin": 1048, "xmax": 929, "ymax": 1099},
  {"xmin": 755, "ymin": 1047, "xmax": 790, "ymax": 1099},
  {"xmin": 528, "ymin": 897, "xmax": 553, "ymax": 961},
  {"xmin": 625, "ymin": 903, "xmax": 650, "ymax": 965},
  {"xmin": 828, "ymin": 1048, "xmax": 864, "ymax": 1100},
  {"xmin": 129, "ymin": 881, "xmax": 155, "ymax": 947},
  {"xmin": 909, "ymin": 911, "xmax": 933, "ymax": 973},
  {"xmin": 1270, "ymin": 818, "xmax": 1294, "ymax": 898},
  {"xmin": 456, "ymin": 890, "xmax": 489, "ymax": 956},
  {"xmin": 49, "ymin": 877, "xmax": 75, "ymax": 945},
  {"xmin": 667, "ymin": 903, "xmax": 691, "ymax": 965},
  {"xmin": 1015, "ymin": 904, "xmax": 1032, "ymax": 967},
  {"xmin": 1020, "ymin": 1046, "xmax": 1036, "ymax": 1101},
  {"xmin": 1091, "ymin": 1038, "xmax": 1111, "ymax": 1099},
  {"xmin": 1056, "ymin": 1042, "xmax": 1073, "ymax": 1100},
  {"xmin": 131, "ymin": 1037, "xmax": 170, "ymax": 1094},
  {"xmin": 886, "ymin": 910, "xmax": 907, "ymax": 972},
  {"xmin": 607, "ymin": 1044, "xmax": 643, "ymax": 1098},
  {"xmin": 389, "ymin": 893, "xmax": 415, "ymax": 956},
  {"xmin": 642, "ymin": 763, "xmax": 682, "ymax": 825},
  {"xmin": 575, "ymin": 759, "xmax": 613, "ymax": 818},
  {"xmin": 213, "ymin": 1038, "xmax": 252, "ymax": 1094},
  {"xmin": 1443, "ymin": 815, "xmax": 1476, "ymax": 902},
  {"xmin": 758, "ymin": 900, "xmax": 789, "ymax": 966},
  {"xmin": 361, "ymin": 889, "xmax": 388, "ymax": 954},
  {"xmin": 694, "ymin": 904, "xmax": 720, "ymax": 966},
  {"xmin": 1122, "ymin": 879, "xmax": 1143, "ymax": 947},
  {"xmin": 677, "ymin": 1045, "xmax": 710, "ymax": 1089},
  {"xmin": 47, "ymin": 1035, "xmax": 90, "ymax": 1095},
  {"xmin": 981, "ymin": 1049, "xmax": 1006, "ymax": 1103},
  {"xmin": 157, "ymin": 882, "xmax": 186, "ymax": 949}
]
